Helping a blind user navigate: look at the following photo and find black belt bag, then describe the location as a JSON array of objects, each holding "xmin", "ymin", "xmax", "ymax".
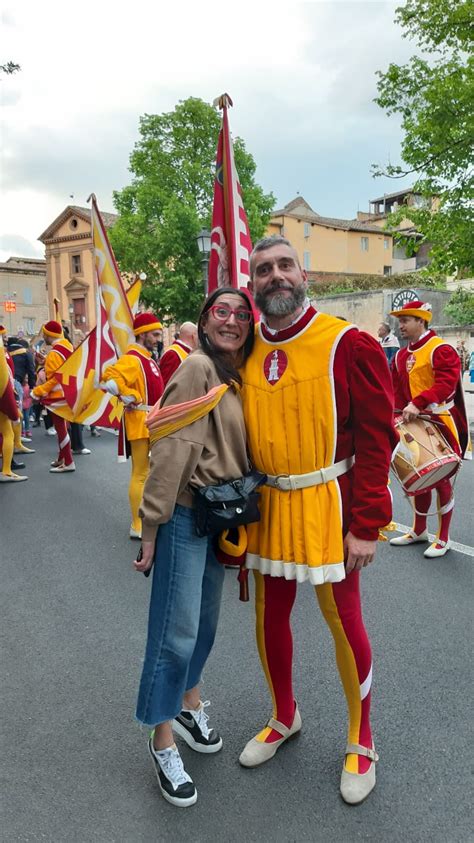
[{"xmin": 194, "ymin": 469, "xmax": 267, "ymax": 538}]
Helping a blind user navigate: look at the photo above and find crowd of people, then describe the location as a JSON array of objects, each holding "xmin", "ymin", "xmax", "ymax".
[{"xmin": 0, "ymin": 236, "xmax": 470, "ymax": 811}]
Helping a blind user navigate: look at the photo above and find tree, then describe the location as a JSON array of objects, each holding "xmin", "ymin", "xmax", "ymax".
[
  {"xmin": 444, "ymin": 287, "xmax": 474, "ymax": 325},
  {"xmin": 110, "ymin": 97, "xmax": 275, "ymax": 322},
  {"xmin": 373, "ymin": 0, "xmax": 474, "ymax": 275}
]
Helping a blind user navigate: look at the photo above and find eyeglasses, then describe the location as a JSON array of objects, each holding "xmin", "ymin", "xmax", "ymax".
[{"xmin": 209, "ymin": 304, "xmax": 252, "ymax": 323}]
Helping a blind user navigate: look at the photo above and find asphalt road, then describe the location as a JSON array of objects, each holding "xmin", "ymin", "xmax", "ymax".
[{"xmin": 1, "ymin": 429, "xmax": 472, "ymax": 842}]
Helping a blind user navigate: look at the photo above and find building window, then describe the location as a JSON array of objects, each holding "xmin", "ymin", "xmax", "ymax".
[
  {"xmin": 303, "ymin": 251, "xmax": 311, "ymax": 271},
  {"xmin": 23, "ymin": 287, "xmax": 33, "ymax": 305},
  {"xmin": 384, "ymin": 237, "xmax": 390, "ymax": 250},
  {"xmin": 383, "ymin": 265, "xmax": 392, "ymax": 276},
  {"xmin": 360, "ymin": 237, "xmax": 369, "ymax": 252},
  {"xmin": 71, "ymin": 254, "xmax": 82, "ymax": 274},
  {"xmin": 304, "ymin": 222, "xmax": 310, "ymax": 238},
  {"xmin": 26, "ymin": 317, "xmax": 36, "ymax": 334},
  {"xmin": 70, "ymin": 218, "xmax": 78, "ymax": 230}
]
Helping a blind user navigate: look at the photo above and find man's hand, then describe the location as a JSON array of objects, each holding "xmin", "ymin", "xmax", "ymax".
[
  {"xmin": 134, "ymin": 540, "xmax": 155, "ymax": 573},
  {"xmin": 344, "ymin": 531, "xmax": 377, "ymax": 574},
  {"xmin": 402, "ymin": 402, "xmax": 420, "ymax": 423}
]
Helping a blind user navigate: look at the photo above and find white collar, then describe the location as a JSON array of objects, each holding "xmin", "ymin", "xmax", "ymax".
[
  {"xmin": 409, "ymin": 329, "xmax": 431, "ymax": 349},
  {"xmin": 260, "ymin": 297, "xmax": 311, "ymax": 336}
]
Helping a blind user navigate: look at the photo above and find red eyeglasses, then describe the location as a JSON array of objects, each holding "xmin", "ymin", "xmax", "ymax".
[{"xmin": 209, "ymin": 304, "xmax": 252, "ymax": 323}]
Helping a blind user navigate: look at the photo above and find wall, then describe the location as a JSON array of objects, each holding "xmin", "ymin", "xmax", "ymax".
[{"xmin": 0, "ymin": 258, "xmax": 49, "ymax": 337}]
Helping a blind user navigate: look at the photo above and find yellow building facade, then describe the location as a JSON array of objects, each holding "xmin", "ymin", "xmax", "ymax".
[
  {"xmin": 268, "ymin": 197, "xmax": 393, "ymax": 278},
  {"xmin": 38, "ymin": 205, "xmax": 118, "ymax": 342},
  {"xmin": 0, "ymin": 257, "xmax": 49, "ymax": 338}
]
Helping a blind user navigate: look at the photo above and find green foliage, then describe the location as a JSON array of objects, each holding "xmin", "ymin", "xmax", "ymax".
[
  {"xmin": 110, "ymin": 97, "xmax": 275, "ymax": 323},
  {"xmin": 373, "ymin": 0, "xmax": 474, "ymax": 274},
  {"xmin": 0, "ymin": 61, "xmax": 20, "ymax": 76},
  {"xmin": 312, "ymin": 271, "xmax": 446, "ymax": 298},
  {"xmin": 444, "ymin": 287, "xmax": 474, "ymax": 325}
]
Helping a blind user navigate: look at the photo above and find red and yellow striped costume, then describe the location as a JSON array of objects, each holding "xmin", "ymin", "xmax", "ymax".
[
  {"xmin": 240, "ymin": 307, "xmax": 397, "ymax": 773},
  {"xmin": 32, "ymin": 337, "xmax": 74, "ymax": 466}
]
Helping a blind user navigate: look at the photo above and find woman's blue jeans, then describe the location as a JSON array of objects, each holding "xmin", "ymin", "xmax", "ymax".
[{"xmin": 136, "ymin": 505, "xmax": 225, "ymax": 727}]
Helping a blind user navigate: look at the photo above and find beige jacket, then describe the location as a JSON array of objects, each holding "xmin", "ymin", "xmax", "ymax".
[{"xmin": 140, "ymin": 350, "xmax": 249, "ymax": 543}]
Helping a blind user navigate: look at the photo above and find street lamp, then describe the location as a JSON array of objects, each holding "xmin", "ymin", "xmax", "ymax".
[{"xmin": 196, "ymin": 229, "xmax": 211, "ymax": 296}]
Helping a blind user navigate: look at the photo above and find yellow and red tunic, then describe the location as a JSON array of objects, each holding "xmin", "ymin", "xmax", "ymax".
[
  {"xmin": 391, "ymin": 330, "xmax": 468, "ymax": 457},
  {"xmin": 102, "ymin": 344, "xmax": 163, "ymax": 440},
  {"xmin": 32, "ymin": 339, "xmax": 73, "ymax": 404},
  {"xmin": 159, "ymin": 341, "xmax": 191, "ymax": 386},
  {"xmin": 240, "ymin": 307, "xmax": 397, "ymax": 584}
]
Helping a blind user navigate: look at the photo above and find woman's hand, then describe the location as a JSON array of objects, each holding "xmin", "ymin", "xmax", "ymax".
[{"xmin": 134, "ymin": 541, "xmax": 155, "ymax": 573}]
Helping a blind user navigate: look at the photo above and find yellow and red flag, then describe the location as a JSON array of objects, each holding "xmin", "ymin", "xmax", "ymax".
[
  {"xmin": 0, "ymin": 344, "xmax": 19, "ymax": 421},
  {"xmin": 208, "ymin": 94, "xmax": 253, "ymax": 295},
  {"xmin": 90, "ymin": 193, "xmax": 134, "ymax": 364},
  {"xmin": 42, "ymin": 282, "xmax": 141, "ymax": 427}
]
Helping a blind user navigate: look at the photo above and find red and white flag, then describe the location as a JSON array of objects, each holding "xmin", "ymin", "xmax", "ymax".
[{"xmin": 208, "ymin": 94, "xmax": 253, "ymax": 294}]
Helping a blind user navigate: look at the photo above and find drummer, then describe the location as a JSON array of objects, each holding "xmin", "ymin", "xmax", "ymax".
[{"xmin": 389, "ymin": 301, "xmax": 469, "ymax": 557}]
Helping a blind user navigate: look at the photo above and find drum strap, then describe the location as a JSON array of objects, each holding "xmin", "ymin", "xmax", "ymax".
[{"xmin": 266, "ymin": 456, "xmax": 355, "ymax": 491}]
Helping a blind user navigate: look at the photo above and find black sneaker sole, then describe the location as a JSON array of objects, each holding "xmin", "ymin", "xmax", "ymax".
[
  {"xmin": 172, "ymin": 718, "xmax": 223, "ymax": 754},
  {"xmin": 148, "ymin": 742, "xmax": 197, "ymax": 808}
]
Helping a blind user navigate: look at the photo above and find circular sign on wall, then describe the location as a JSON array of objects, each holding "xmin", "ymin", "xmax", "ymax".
[{"xmin": 391, "ymin": 289, "xmax": 418, "ymax": 310}]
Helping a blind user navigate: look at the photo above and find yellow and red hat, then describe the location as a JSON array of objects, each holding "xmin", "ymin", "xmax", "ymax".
[
  {"xmin": 0, "ymin": 324, "xmax": 6, "ymax": 335},
  {"xmin": 389, "ymin": 300, "xmax": 432, "ymax": 322},
  {"xmin": 133, "ymin": 312, "xmax": 162, "ymax": 336},
  {"xmin": 42, "ymin": 320, "xmax": 63, "ymax": 338}
]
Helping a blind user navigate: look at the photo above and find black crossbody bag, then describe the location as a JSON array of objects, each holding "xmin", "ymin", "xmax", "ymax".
[{"xmin": 193, "ymin": 469, "xmax": 267, "ymax": 538}]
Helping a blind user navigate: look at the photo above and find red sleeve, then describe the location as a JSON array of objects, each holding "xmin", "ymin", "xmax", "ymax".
[
  {"xmin": 411, "ymin": 344, "xmax": 462, "ymax": 410},
  {"xmin": 159, "ymin": 349, "xmax": 181, "ymax": 387},
  {"xmin": 390, "ymin": 349, "xmax": 409, "ymax": 413},
  {"xmin": 335, "ymin": 331, "xmax": 398, "ymax": 541}
]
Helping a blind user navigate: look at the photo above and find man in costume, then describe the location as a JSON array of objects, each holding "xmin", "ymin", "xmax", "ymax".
[
  {"xmin": 102, "ymin": 313, "xmax": 164, "ymax": 539},
  {"xmin": 31, "ymin": 321, "xmax": 75, "ymax": 473},
  {"xmin": 239, "ymin": 236, "xmax": 397, "ymax": 805},
  {"xmin": 159, "ymin": 322, "xmax": 197, "ymax": 387},
  {"xmin": 389, "ymin": 301, "xmax": 468, "ymax": 557},
  {"xmin": 0, "ymin": 326, "xmax": 28, "ymax": 482}
]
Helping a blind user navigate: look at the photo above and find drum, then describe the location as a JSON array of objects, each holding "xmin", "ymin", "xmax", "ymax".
[{"xmin": 391, "ymin": 416, "xmax": 461, "ymax": 495}]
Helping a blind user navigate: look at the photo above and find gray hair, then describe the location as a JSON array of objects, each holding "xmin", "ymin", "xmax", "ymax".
[
  {"xmin": 249, "ymin": 235, "xmax": 301, "ymax": 277},
  {"xmin": 380, "ymin": 322, "xmax": 391, "ymax": 332}
]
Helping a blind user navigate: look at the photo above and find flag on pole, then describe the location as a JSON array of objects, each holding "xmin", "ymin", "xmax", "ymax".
[
  {"xmin": 208, "ymin": 94, "xmax": 253, "ymax": 294},
  {"xmin": 0, "ymin": 344, "xmax": 19, "ymax": 421},
  {"xmin": 89, "ymin": 193, "xmax": 134, "ymax": 366},
  {"xmin": 43, "ymin": 279, "xmax": 142, "ymax": 428}
]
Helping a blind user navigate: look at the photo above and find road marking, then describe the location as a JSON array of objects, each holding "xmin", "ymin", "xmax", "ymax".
[{"xmin": 394, "ymin": 523, "xmax": 474, "ymax": 558}]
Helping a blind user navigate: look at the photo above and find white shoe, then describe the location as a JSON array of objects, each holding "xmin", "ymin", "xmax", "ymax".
[
  {"xmin": 14, "ymin": 446, "xmax": 35, "ymax": 454},
  {"xmin": 340, "ymin": 743, "xmax": 379, "ymax": 805},
  {"xmin": 424, "ymin": 540, "xmax": 451, "ymax": 558},
  {"xmin": 389, "ymin": 529, "xmax": 429, "ymax": 546},
  {"xmin": 239, "ymin": 705, "xmax": 302, "ymax": 767},
  {"xmin": 47, "ymin": 428, "xmax": 56, "ymax": 436},
  {"xmin": 50, "ymin": 462, "xmax": 76, "ymax": 473},
  {"xmin": 72, "ymin": 448, "xmax": 91, "ymax": 455},
  {"xmin": 129, "ymin": 527, "xmax": 142, "ymax": 540},
  {"xmin": 148, "ymin": 740, "xmax": 197, "ymax": 808},
  {"xmin": 0, "ymin": 472, "xmax": 28, "ymax": 482}
]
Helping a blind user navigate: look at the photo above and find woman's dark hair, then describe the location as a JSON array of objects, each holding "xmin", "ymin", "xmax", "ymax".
[{"xmin": 198, "ymin": 286, "xmax": 255, "ymax": 385}]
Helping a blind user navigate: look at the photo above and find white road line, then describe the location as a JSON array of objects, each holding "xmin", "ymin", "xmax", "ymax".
[{"xmin": 394, "ymin": 523, "xmax": 474, "ymax": 558}]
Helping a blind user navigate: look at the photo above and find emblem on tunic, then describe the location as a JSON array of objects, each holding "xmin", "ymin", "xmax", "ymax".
[
  {"xmin": 406, "ymin": 353, "xmax": 416, "ymax": 373},
  {"xmin": 263, "ymin": 349, "xmax": 288, "ymax": 384}
]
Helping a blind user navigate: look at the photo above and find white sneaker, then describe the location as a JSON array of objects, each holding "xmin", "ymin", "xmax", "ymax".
[
  {"xmin": 389, "ymin": 529, "xmax": 429, "ymax": 546},
  {"xmin": 424, "ymin": 540, "xmax": 451, "ymax": 558},
  {"xmin": 72, "ymin": 448, "xmax": 91, "ymax": 455},
  {"xmin": 49, "ymin": 462, "xmax": 76, "ymax": 473},
  {"xmin": 47, "ymin": 428, "xmax": 56, "ymax": 436},
  {"xmin": 173, "ymin": 701, "xmax": 223, "ymax": 753},
  {"xmin": 148, "ymin": 740, "xmax": 197, "ymax": 807}
]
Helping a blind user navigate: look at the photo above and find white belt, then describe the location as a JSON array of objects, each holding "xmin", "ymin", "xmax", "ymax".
[
  {"xmin": 428, "ymin": 400, "xmax": 454, "ymax": 414},
  {"xmin": 125, "ymin": 403, "xmax": 153, "ymax": 412},
  {"xmin": 266, "ymin": 456, "xmax": 355, "ymax": 491}
]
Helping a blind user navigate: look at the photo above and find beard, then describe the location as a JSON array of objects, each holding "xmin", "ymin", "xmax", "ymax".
[{"xmin": 255, "ymin": 282, "xmax": 307, "ymax": 317}]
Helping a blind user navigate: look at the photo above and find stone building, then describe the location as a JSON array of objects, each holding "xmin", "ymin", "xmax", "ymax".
[{"xmin": 0, "ymin": 257, "xmax": 48, "ymax": 338}]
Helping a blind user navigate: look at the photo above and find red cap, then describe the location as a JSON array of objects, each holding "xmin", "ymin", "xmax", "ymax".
[
  {"xmin": 42, "ymin": 320, "xmax": 63, "ymax": 338},
  {"xmin": 390, "ymin": 301, "xmax": 432, "ymax": 322},
  {"xmin": 133, "ymin": 312, "xmax": 162, "ymax": 336}
]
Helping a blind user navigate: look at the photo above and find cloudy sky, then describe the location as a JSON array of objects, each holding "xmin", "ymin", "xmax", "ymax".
[{"xmin": 0, "ymin": 0, "xmax": 416, "ymax": 263}]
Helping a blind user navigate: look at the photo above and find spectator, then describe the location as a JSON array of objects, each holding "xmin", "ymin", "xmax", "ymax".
[{"xmin": 377, "ymin": 321, "xmax": 400, "ymax": 365}]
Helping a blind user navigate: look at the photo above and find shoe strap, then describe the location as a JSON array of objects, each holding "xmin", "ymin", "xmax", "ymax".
[
  {"xmin": 346, "ymin": 743, "xmax": 379, "ymax": 762},
  {"xmin": 267, "ymin": 717, "xmax": 292, "ymax": 738}
]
